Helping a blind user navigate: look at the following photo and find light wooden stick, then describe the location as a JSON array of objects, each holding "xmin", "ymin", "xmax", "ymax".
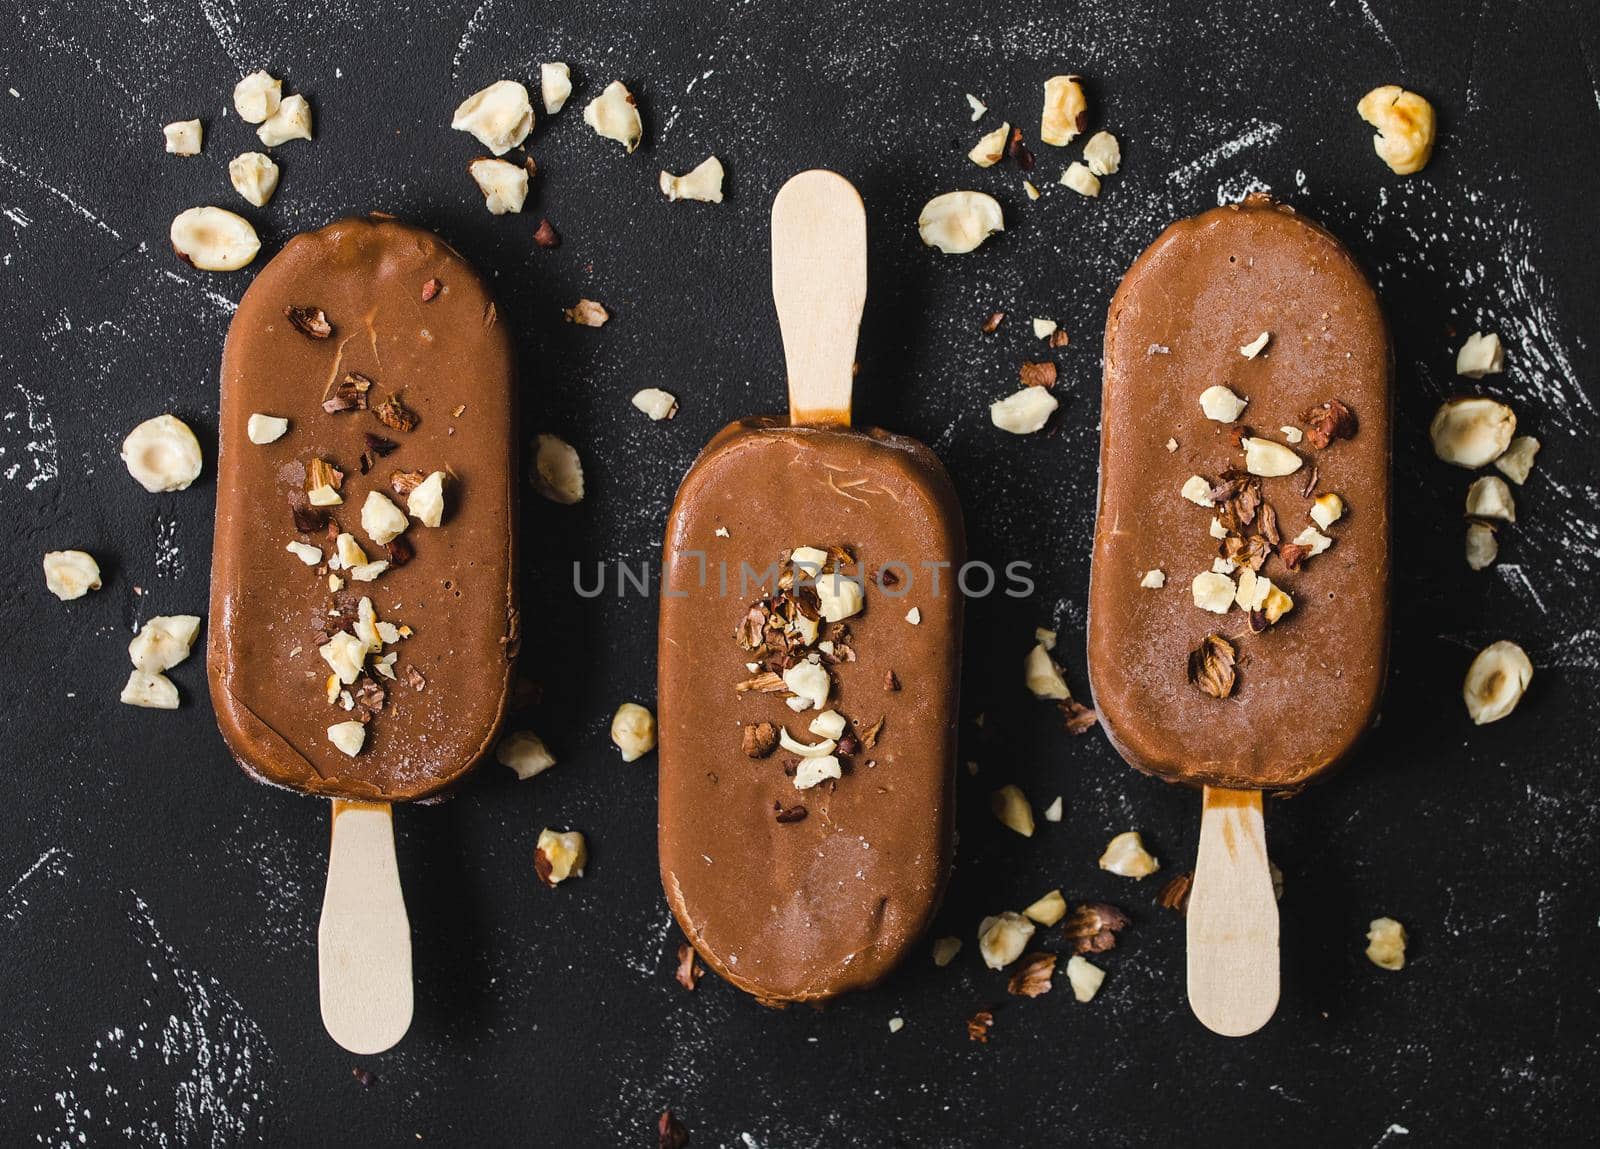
[
  {"xmin": 1186, "ymin": 786, "xmax": 1279, "ymax": 1036},
  {"xmin": 771, "ymin": 169, "xmax": 866, "ymax": 427},
  {"xmin": 318, "ymin": 799, "xmax": 414, "ymax": 1054}
]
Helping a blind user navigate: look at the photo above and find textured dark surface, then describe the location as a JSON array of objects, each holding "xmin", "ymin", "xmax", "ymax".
[{"xmin": 2, "ymin": 1, "xmax": 1598, "ymax": 1145}]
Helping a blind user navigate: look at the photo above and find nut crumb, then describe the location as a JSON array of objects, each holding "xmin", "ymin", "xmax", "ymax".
[
  {"xmin": 741, "ymin": 721, "xmax": 779, "ymax": 758},
  {"xmin": 1007, "ymin": 952, "xmax": 1056, "ymax": 998},
  {"xmin": 966, "ymin": 1009, "xmax": 994, "ymax": 1043},
  {"xmin": 674, "ymin": 943, "xmax": 702, "ymax": 991},
  {"xmin": 565, "ymin": 299, "xmax": 610, "ymax": 327},
  {"xmin": 1063, "ymin": 902, "xmax": 1131, "ymax": 954}
]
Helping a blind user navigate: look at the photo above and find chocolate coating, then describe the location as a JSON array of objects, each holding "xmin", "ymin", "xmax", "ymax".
[
  {"xmin": 1088, "ymin": 197, "xmax": 1391, "ymax": 792},
  {"xmin": 208, "ymin": 217, "xmax": 517, "ymax": 802},
  {"xmin": 658, "ymin": 419, "xmax": 963, "ymax": 1002}
]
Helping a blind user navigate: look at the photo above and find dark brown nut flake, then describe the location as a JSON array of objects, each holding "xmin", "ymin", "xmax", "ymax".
[
  {"xmin": 860, "ymin": 715, "xmax": 886, "ymax": 750},
  {"xmin": 1063, "ymin": 902, "xmax": 1131, "ymax": 954},
  {"xmin": 1277, "ymin": 542, "xmax": 1311, "ymax": 571},
  {"xmin": 1258, "ymin": 502, "xmax": 1280, "ymax": 547},
  {"xmin": 533, "ymin": 218, "xmax": 561, "ymax": 248},
  {"xmin": 420, "ymin": 277, "xmax": 442, "ymax": 302},
  {"xmin": 385, "ymin": 536, "xmax": 415, "ymax": 567},
  {"xmin": 884, "ymin": 669, "xmax": 900, "ymax": 691},
  {"xmin": 1188, "ymin": 633, "xmax": 1238, "ymax": 700},
  {"xmin": 835, "ymin": 735, "xmax": 859, "ymax": 756},
  {"xmin": 1304, "ymin": 399, "xmax": 1357, "ymax": 449},
  {"xmin": 1247, "ymin": 608, "xmax": 1269, "ymax": 634},
  {"xmin": 966, "ymin": 1009, "xmax": 994, "ymax": 1043},
  {"xmin": 289, "ymin": 490, "xmax": 328, "ymax": 534},
  {"xmin": 402, "ymin": 665, "xmax": 427, "ymax": 692},
  {"xmin": 307, "ymin": 457, "xmax": 344, "ymax": 492},
  {"xmin": 674, "ymin": 942, "xmax": 702, "ymax": 991},
  {"xmin": 1158, "ymin": 872, "xmax": 1194, "ymax": 913},
  {"xmin": 322, "ymin": 372, "xmax": 373, "ymax": 414},
  {"xmin": 1007, "ymin": 127, "xmax": 1036, "ymax": 171},
  {"xmin": 1007, "ymin": 951, "xmax": 1056, "ymax": 997},
  {"xmin": 373, "ymin": 395, "xmax": 419, "ymax": 432},
  {"xmin": 353, "ymin": 677, "xmax": 387, "ymax": 715},
  {"xmin": 364, "ymin": 432, "xmax": 399, "ymax": 457},
  {"xmin": 285, "ymin": 305, "xmax": 333, "ymax": 339},
  {"xmin": 741, "ymin": 721, "xmax": 779, "ymax": 758},
  {"xmin": 564, "ymin": 298, "xmax": 609, "ymax": 327},
  {"xmin": 773, "ymin": 801, "xmax": 808, "ymax": 824},
  {"xmin": 735, "ymin": 670, "xmax": 787, "ymax": 694},
  {"xmin": 1048, "ymin": 328, "xmax": 1070, "ymax": 348},
  {"xmin": 1059, "ymin": 698, "xmax": 1099, "ymax": 735},
  {"xmin": 389, "ymin": 469, "xmax": 427, "ymax": 496},
  {"xmin": 1301, "ymin": 464, "xmax": 1320, "ymax": 498},
  {"xmin": 982, "ymin": 310, "xmax": 1006, "ymax": 334},
  {"xmin": 351, "ymin": 1065, "xmax": 377, "ymax": 1088},
  {"xmin": 657, "ymin": 1110, "xmax": 689, "ymax": 1149},
  {"xmin": 1020, "ymin": 360, "xmax": 1057, "ymax": 389}
]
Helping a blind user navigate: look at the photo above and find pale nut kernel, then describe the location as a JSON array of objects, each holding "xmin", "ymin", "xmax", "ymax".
[
  {"xmin": 918, "ymin": 190, "xmax": 1004, "ymax": 254},
  {"xmin": 1065, "ymin": 954, "xmax": 1106, "ymax": 1001},
  {"xmin": 1356, "ymin": 85, "xmax": 1436, "ymax": 175},
  {"xmin": 1099, "ymin": 830, "xmax": 1159, "ymax": 878},
  {"xmin": 1191, "ymin": 571, "xmax": 1235, "ymax": 614},
  {"xmin": 1456, "ymin": 331, "xmax": 1504, "ymax": 379},
  {"xmin": 1365, "ymin": 917, "xmax": 1407, "ymax": 970},
  {"xmin": 1239, "ymin": 331, "xmax": 1271, "ymax": 359},
  {"xmin": 1040, "ymin": 75, "xmax": 1088, "ymax": 146},
  {"xmin": 990, "ymin": 784, "xmax": 1035, "ymax": 837},
  {"xmin": 1494, "ymin": 435, "xmax": 1540, "ymax": 485},
  {"xmin": 451, "ymin": 79, "xmax": 534, "ymax": 155},
  {"xmin": 808, "ymin": 709, "xmax": 847, "ymax": 740},
  {"xmin": 170, "ymin": 206, "xmax": 260, "ymax": 272},
  {"xmin": 966, "ymin": 93, "xmax": 987, "ymax": 121},
  {"xmin": 43, "ymin": 550, "xmax": 101, "ymax": 600},
  {"xmin": 334, "ymin": 532, "xmax": 368, "ymax": 569},
  {"xmin": 631, "ymin": 388, "xmax": 679, "ymax": 420},
  {"xmin": 407, "ymin": 471, "xmax": 446, "ymax": 527},
  {"xmin": 1234, "ymin": 567, "xmax": 1270, "ymax": 612},
  {"xmin": 121, "ymin": 669, "xmax": 179, "ymax": 710},
  {"xmin": 256, "ymin": 93, "xmax": 313, "ymax": 146},
  {"xmin": 532, "ymin": 433, "xmax": 585, "ymax": 504},
  {"xmin": 1082, "ymin": 130, "xmax": 1120, "ymax": 176},
  {"xmin": 319, "ymin": 630, "xmax": 368, "ymax": 685},
  {"xmin": 1293, "ymin": 526, "xmax": 1333, "ymax": 557},
  {"xmin": 307, "ymin": 483, "xmax": 343, "ymax": 507},
  {"xmin": 1032, "ymin": 318, "xmax": 1058, "ymax": 339},
  {"xmin": 246, "ymin": 413, "xmax": 288, "ymax": 444},
  {"xmin": 497, "ymin": 730, "xmax": 557, "ymax": 780},
  {"xmin": 1059, "ymin": 161, "xmax": 1100, "ymax": 197},
  {"xmin": 1429, "ymin": 397, "xmax": 1516, "ymax": 468},
  {"xmin": 610, "ymin": 701, "xmax": 657, "ymax": 762},
  {"xmin": 967, "ymin": 121, "xmax": 1010, "ymax": 167},
  {"xmin": 1311, "ymin": 492, "xmax": 1345, "ymax": 529},
  {"xmin": 1023, "ymin": 642, "xmax": 1071, "ymax": 700},
  {"xmin": 1242, "ymin": 437, "xmax": 1303, "ymax": 477},
  {"xmin": 535, "ymin": 828, "xmax": 587, "ymax": 884},
  {"xmin": 1023, "ymin": 889, "xmax": 1068, "ymax": 927},
  {"xmin": 228, "ymin": 151, "xmax": 279, "ymax": 207},
  {"xmin": 468, "ymin": 157, "xmax": 528, "ymax": 214},
  {"xmin": 1043, "ymin": 796, "xmax": 1064, "ymax": 822},
  {"xmin": 1200, "ymin": 384, "xmax": 1248, "ymax": 423},
  {"xmin": 977, "ymin": 911, "xmax": 1035, "ymax": 970},
  {"xmin": 1022, "ymin": 179, "xmax": 1041, "ymax": 200},
  {"xmin": 232, "ymin": 71, "xmax": 281, "ymax": 124},
  {"xmin": 814, "ymin": 573, "xmax": 864, "ymax": 622},
  {"xmin": 122, "ymin": 414, "xmax": 203, "ymax": 492},
  {"xmin": 989, "ymin": 386, "xmax": 1057, "ymax": 434},
  {"xmin": 583, "ymin": 80, "xmax": 642, "ymax": 152},
  {"xmin": 361, "ymin": 490, "xmax": 410, "ymax": 545},
  {"xmin": 1261, "ymin": 582, "xmax": 1295, "ymax": 624},
  {"xmin": 793, "ymin": 754, "xmax": 843, "ymax": 790},
  {"xmin": 1465, "ymin": 520, "xmax": 1498, "ymax": 570},
  {"xmin": 1465, "ymin": 475, "xmax": 1515, "ymax": 522},
  {"xmin": 285, "ymin": 541, "xmax": 321, "ymax": 565},
  {"xmin": 1181, "ymin": 475, "xmax": 1214, "ymax": 506},
  {"xmin": 1139, "ymin": 568, "xmax": 1166, "ymax": 588},
  {"xmin": 781, "ymin": 660, "xmax": 830, "ymax": 710},
  {"xmin": 905, "ymin": 606, "xmax": 922, "ymax": 625},
  {"xmin": 932, "ymin": 936, "xmax": 963, "ymax": 966},
  {"xmin": 348, "ymin": 560, "xmax": 389, "ymax": 582},
  {"xmin": 540, "ymin": 62, "xmax": 572, "ymax": 114},
  {"xmin": 163, "ymin": 119, "xmax": 202, "ymax": 156},
  {"xmin": 778, "ymin": 728, "xmax": 836, "ymax": 758},
  {"xmin": 327, "ymin": 721, "xmax": 367, "ymax": 757},
  {"xmin": 659, "ymin": 155, "xmax": 725, "ymax": 203},
  {"xmin": 1463, "ymin": 640, "xmax": 1533, "ymax": 725}
]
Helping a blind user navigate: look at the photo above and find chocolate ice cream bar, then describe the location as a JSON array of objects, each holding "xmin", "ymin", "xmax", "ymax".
[
  {"xmin": 1088, "ymin": 195, "xmax": 1391, "ymax": 792},
  {"xmin": 209, "ymin": 217, "xmax": 518, "ymax": 802}
]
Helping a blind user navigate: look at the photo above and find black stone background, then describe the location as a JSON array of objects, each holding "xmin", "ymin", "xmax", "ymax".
[{"xmin": 1, "ymin": 1, "xmax": 1598, "ymax": 1145}]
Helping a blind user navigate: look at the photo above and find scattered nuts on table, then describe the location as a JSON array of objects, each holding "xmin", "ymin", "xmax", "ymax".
[
  {"xmin": 535, "ymin": 828, "xmax": 587, "ymax": 885},
  {"xmin": 917, "ymin": 190, "xmax": 1004, "ymax": 254},
  {"xmin": 989, "ymin": 386, "xmax": 1057, "ymax": 433},
  {"xmin": 233, "ymin": 70, "xmax": 282, "ymax": 124},
  {"xmin": 1099, "ymin": 830, "xmax": 1160, "ymax": 878},
  {"xmin": 611, "ymin": 702, "xmax": 657, "ymax": 762},
  {"xmin": 1059, "ymin": 161, "xmax": 1100, "ymax": 197},
  {"xmin": 564, "ymin": 299, "xmax": 610, "ymax": 327},
  {"xmin": 1365, "ymin": 917, "xmax": 1407, "ymax": 970},
  {"xmin": 1023, "ymin": 641, "xmax": 1071, "ymax": 699},
  {"xmin": 1356, "ymin": 84, "xmax": 1436, "ymax": 174},
  {"xmin": 977, "ymin": 911, "xmax": 1035, "ymax": 970},
  {"xmin": 122, "ymin": 414, "xmax": 203, "ymax": 491},
  {"xmin": 1429, "ymin": 397, "xmax": 1516, "ymax": 467},
  {"xmin": 497, "ymin": 731, "xmax": 557, "ymax": 780},
  {"xmin": 228, "ymin": 152, "xmax": 280, "ymax": 207},
  {"xmin": 1040, "ymin": 75, "xmax": 1088, "ymax": 146},
  {"xmin": 1455, "ymin": 331, "xmax": 1504, "ymax": 378},
  {"xmin": 257, "ymin": 92, "xmax": 313, "ymax": 146},
  {"xmin": 659, "ymin": 156, "xmax": 725, "ymax": 202},
  {"xmin": 170, "ymin": 206, "xmax": 260, "ymax": 272},
  {"xmin": 163, "ymin": 119, "xmax": 202, "ymax": 156},
  {"xmin": 451, "ymin": 79, "xmax": 534, "ymax": 154},
  {"xmin": 42, "ymin": 550, "xmax": 101, "ymax": 600},
  {"xmin": 965, "ymin": 93, "xmax": 986, "ymax": 121},
  {"xmin": 1065, "ymin": 954, "xmax": 1106, "ymax": 1001},
  {"xmin": 1022, "ymin": 889, "xmax": 1067, "ymax": 927},
  {"xmin": 990, "ymin": 784, "xmax": 1035, "ymax": 837},
  {"xmin": 931, "ymin": 936, "xmax": 962, "ymax": 966},
  {"xmin": 1494, "ymin": 435, "xmax": 1540, "ymax": 485},
  {"xmin": 1465, "ymin": 520, "xmax": 1499, "ymax": 570},
  {"xmin": 1465, "ymin": 475, "xmax": 1516, "ymax": 522},
  {"xmin": 540, "ymin": 62, "xmax": 572, "ymax": 114},
  {"xmin": 1082, "ymin": 130, "xmax": 1120, "ymax": 175},
  {"xmin": 631, "ymin": 388, "xmax": 679, "ymax": 420},
  {"xmin": 1463, "ymin": 640, "xmax": 1533, "ymax": 725},
  {"xmin": 583, "ymin": 80, "xmax": 643, "ymax": 152},
  {"xmin": 468, "ymin": 156, "xmax": 529, "ymax": 214},
  {"xmin": 968, "ymin": 121, "xmax": 1009, "ymax": 167}
]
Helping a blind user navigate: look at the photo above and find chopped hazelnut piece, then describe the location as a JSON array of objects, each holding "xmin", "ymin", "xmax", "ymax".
[
  {"xmin": 1023, "ymin": 642, "xmax": 1071, "ymax": 699},
  {"xmin": 1199, "ymin": 384, "xmax": 1248, "ymax": 423},
  {"xmin": 1303, "ymin": 399, "xmax": 1358, "ymax": 449},
  {"xmin": 1455, "ymin": 331, "xmax": 1504, "ymax": 379},
  {"xmin": 887, "ymin": 1017, "xmax": 904, "ymax": 1033},
  {"xmin": 1465, "ymin": 520, "xmax": 1498, "ymax": 570},
  {"xmin": 1463, "ymin": 640, "xmax": 1532, "ymax": 725},
  {"xmin": 917, "ymin": 190, "xmax": 1004, "ymax": 254},
  {"xmin": 966, "ymin": 1010, "xmax": 994, "ymax": 1042},
  {"xmin": 170, "ymin": 206, "xmax": 259, "ymax": 272},
  {"xmin": 967, "ymin": 121, "xmax": 1010, "ymax": 167},
  {"xmin": 285, "ymin": 540, "xmax": 321, "ymax": 565},
  {"xmin": 931, "ymin": 936, "xmax": 962, "ymax": 966},
  {"xmin": 781, "ymin": 660, "xmax": 830, "ymax": 710},
  {"xmin": 1465, "ymin": 475, "xmax": 1516, "ymax": 522},
  {"xmin": 534, "ymin": 828, "xmax": 586, "ymax": 885},
  {"xmin": 905, "ymin": 606, "xmax": 922, "ymax": 625},
  {"xmin": 659, "ymin": 156, "xmax": 725, "ymax": 203},
  {"xmin": 674, "ymin": 942, "xmax": 702, "ymax": 991},
  {"xmin": 533, "ymin": 218, "xmax": 561, "ymax": 248},
  {"xmin": 1059, "ymin": 162, "xmax": 1100, "ymax": 197},
  {"xmin": 532, "ymin": 433, "xmax": 585, "ymax": 504},
  {"xmin": 610, "ymin": 702, "xmax": 657, "ymax": 762},
  {"xmin": 1043, "ymin": 795, "xmax": 1063, "ymax": 822},
  {"xmin": 1065, "ymin": 955, "xmax": 1106, "ymax": 1002},
  {"xmin": 977, "ymin": 911, "xmax": 1035, "ymax": 970},
  {"xmin": 1022, "ymin": 179, "xmax": 1040, "ymax": 200},
  {"xmin": 1082, "ymin": 130, "xmax": 1120, "ymax": 176},
  {"xmin": 122, "ymin": 414, "xmax": 203, "ymax": 491},
  {"xmin": 320, "ymin": 631, "xmax": 368, "ymax": 686},
  {"xmin": 406, "ymin": 471, "xmax": 447, "ymax": 527},
  {"xmin": 333, "ymin": 532, "xmax": 368, "ymax": 569},
  {"xmin": 327, "ymin": 721, "xmax": 366, "ymax": 757},
  {"xmin": 1022, "ymin": 889, "xmax": 1067, "ymax": 927},
  {"xmin": 1190, "ymin": 571, "xmax": 1235, "ymax": 614},
  {"xmin": 468, "ymin": 157, "xmax": 529, "ymax": 214},
  {"xmin": 1310, "ymin": 492, "xmax": 1345, "ymax": 529},
  {"xmin": 360, "ymin": 490, "xmax": 410, "ymax": 546},
  {"xmin": 793, "ymin": 755, "xmax": 842, "ymax": 790},
  {"xmin": 1293, "ymin": 526, "xmax": 1333, "ymax": 558},
  {"xmin": 1019, "ymin": 360, "xmax": 1057, "ymax": 389},
  {"xmin": 1099, "ymin": 830, "xmax": 1159, "ymax": 878},
  {"xmin": 1007, "ymin": 952, "xmax": 1057, "ymax": 998},
  {"xmin": 1356, "ymin": 85, "xmax": 1436, "ymax": 174},
  {"xmin": 1494, "ymin": 436, "xmax": 1540, "ymax": 485},
  {"xmin": 496, "ymin": 731, "xmax": 556, "ymax": 780},
  {"xmin": 1031, "ymin": 318, "xmax": 1057, "ymax": 340},
  {"xmin": 1209, "ymin": 516, "xmax": 1228, "ymax": 539},
  {"xmin": 1429, "ymin": 397, "xmax": 1515, "ymax": 467},
  {"xmin": 966, "ymin": 93, "xmax": 987, "ymax": 121},
  {"xmin": 1158, "ymin": 872, "xmax": 1194, "ymax": 913},
  {"xmin": 1281, "ymin": 425, "xmax": 1304, "ymax": 444},
  {"xmin": 1040, "ymin": 75, "xmax": 1088, "ymax": 146},
  {"xmin": 778, "ymin": 727, "xmax": 836, "ymax": 759},
  {"xmin": 163, "ymin": 119, "xmax": 203, "ymax": 156},
  {"xmin": 1365, "ymin": 917, "xmax": 1407, "ymax": 970},
  {"xmin": 228, "ymin": 151, "xmax": 279, "ymax": 207},
  {"xmin": 1063, "ymin": 902, "xmax": 1131, "ymax": 954},
  {"xmin": 989, "ymin": 386, "xmax": 1057, "ymax": 434},
  {"xmin": 990, "ymin": 784, "xmax": 1034, "ymax": 837},
  {"xmin": 741, "ymin": 721, "xmax": 779, "ymax": 759},
  {"xmin": 247, "ymin": 413, "xmax": 289, "ymax": 444},
  {"xmin": 564, "ymin": 299, "xmax": 609, "ymax": 327},
  {"xmin": 981, "ymin": 310, "xmax": 1005, "ymax": 334},
  {"xmin": 540, "ymin": 62, "xmax": 572, "ymax": 114},
  {"xmin": 1139, "ymin": 568, "xmax": 1165, "ymax": 589},
  {"xmin": 1239, "ymin": 331, "xmax": 1271, "ymax": 359},
  {"xmin": 43, "ymin": 550, "xmax": 101, "ymax": 600},
  {"xmin": 121, "ymin": 670, "xmax": 179, "ymax": 710},
  {"xmin": 631, "ymin": 388, "xmax": 679, "ymax": 420},
  {"xmin": 1242, "ymin": 437, "xmax": 1303, "ymax": 477},
  {"xmin": 256, "ymin": 93, "xmax": 313, "ymax": 146},
  {"xmin": 582, "ymin": 80, "xmax": 642, "ymax": 152},
  {"xmin": 233, "ymin": 71, "xmax": 281, "ymax": 124},
  {"xmin": 451, "ymin": 79, "xmax": 534, "ymax": 155},
  {"xmin": 808, "ymin": 709, "xmax": 847, "ymax": 741}
]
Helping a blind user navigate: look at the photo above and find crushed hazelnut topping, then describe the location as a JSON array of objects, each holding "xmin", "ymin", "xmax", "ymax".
[
  {"xmin": 1040, "ymin": 75, "xmax": 1088, "ymax": 146},
  {"xmin": 1189, "ymin": 633, "xmax": 1239, "ymax": 702},
  {"xmin": 978, "ymin": 912, "xmax": 1035, "ymax": 970},
  {"xmin": 932, "ymin": 936, "xmax": 962, "ymax": 967},
  {"xmin": 1063, "ymin": 902, "xmax": 1131, "ymax": 954},
  {"xmin": 741, "ymin": 721, "xmax": 779, "ymax": 758},
  {"xmin": 1357, "ymin": 85, "xmax": 1436, "ymax": 174},
  {"xmin": 1065, "ymin": 955, "xmax": 1105, "ymax": 1002},
  {"xmin": 373, "ymin": 395, "xmax": 418, "ymax": 432},
  {"xmin": 534, "ymin": 828, "xmax": 587, "ymax": 886},
  {"xmin": 285, "ymin": 305, "xmax": 332, "ymax": 339},
  {"xmin": 1303, "ymin": 399, "xmax": 1357, "ymax": 449},
  {"xmin": 1007, "ymin": 952, "xmax": 1056, "ymax": 998}
]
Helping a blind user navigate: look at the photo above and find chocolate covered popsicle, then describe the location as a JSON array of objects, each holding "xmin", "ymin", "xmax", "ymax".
[{"xmin": 658, "ymin": 172, "xmax": 964, "ymax": 1003}]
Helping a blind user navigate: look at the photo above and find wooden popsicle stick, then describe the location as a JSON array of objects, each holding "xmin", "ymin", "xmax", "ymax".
[
  {"xmin": 318, "ymin": 799, "xmax": 414, "ymax": 1054},
  {"xmin": 1186, "ymin": 786, "xmax": 1279, "ymax": 1036},
  {"xmin": 771, "ymin": 169, "xmax": 867, "ymax": 428}
]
